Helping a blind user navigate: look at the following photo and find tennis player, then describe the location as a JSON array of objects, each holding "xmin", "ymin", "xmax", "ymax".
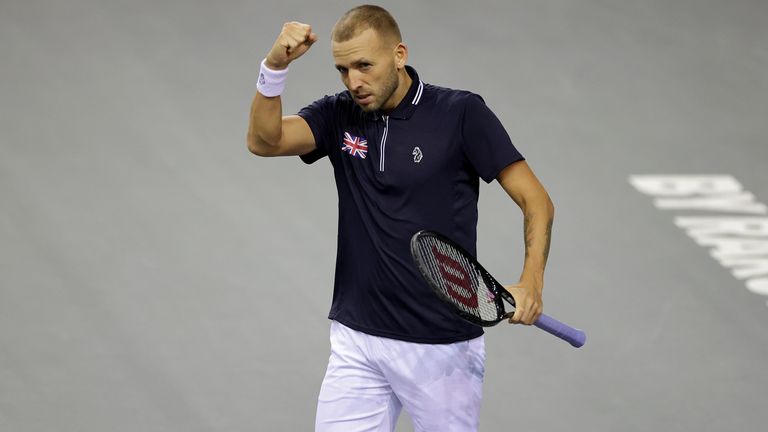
[{"xmin": 248, "ymin": 5, "xmax": 554, "ymax": 431}]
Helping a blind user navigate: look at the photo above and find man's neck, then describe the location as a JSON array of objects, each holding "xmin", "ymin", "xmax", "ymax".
[{"xmin": 381, "ymin": 69, "xmax": 413, "ymax": 114}]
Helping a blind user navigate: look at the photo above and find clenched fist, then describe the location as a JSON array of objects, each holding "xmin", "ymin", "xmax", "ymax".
[{"xmin": 265, "ymin": 22, "xmax": 318, "ymax": 70}]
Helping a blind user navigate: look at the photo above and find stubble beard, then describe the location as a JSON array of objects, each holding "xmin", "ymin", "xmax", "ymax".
[{"xmin": 360, "ymin": 68, "xmax": 400, "ymax": 113}]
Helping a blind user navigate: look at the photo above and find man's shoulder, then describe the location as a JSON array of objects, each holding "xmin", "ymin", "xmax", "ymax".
[
  {"xmin": 315, "ymin": 90, "xmax": 356, "ymax": 106},
  {"xmin": 298, "ymin": 90, "xmax": 360, "ymax": 121},
  {"xmin": 423, "ymin": 83, "xmax": 484, "ymax": 107}
]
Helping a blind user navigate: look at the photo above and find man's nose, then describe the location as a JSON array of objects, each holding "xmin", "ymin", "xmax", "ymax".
[{"xmin": 348, "ymin": 70, "xmax": 364, "ymax": 90}]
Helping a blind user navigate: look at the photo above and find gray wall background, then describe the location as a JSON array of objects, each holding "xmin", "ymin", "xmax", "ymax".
[{"xmin": 1, "ymin": 0, "xmax": 767, "ymax": 431}]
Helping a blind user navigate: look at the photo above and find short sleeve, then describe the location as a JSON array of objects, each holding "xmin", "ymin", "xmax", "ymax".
[
  {"xmin": 297, "ymin": 95, "xmax": 337, "ymax": 164},
  {"xmin": 460, "ymin": 94, "xmax": 525, "ymax": 183}
]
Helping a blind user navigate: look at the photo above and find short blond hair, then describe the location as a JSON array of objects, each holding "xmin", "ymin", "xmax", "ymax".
[{"xmin": 331, "ymin": 5, "xmax": 402, "ymax": 45}]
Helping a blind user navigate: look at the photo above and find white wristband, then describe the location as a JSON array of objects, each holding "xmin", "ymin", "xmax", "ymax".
[{"xmin": 257, "ymin": 59, "xmax": 289, "ymax": 97}]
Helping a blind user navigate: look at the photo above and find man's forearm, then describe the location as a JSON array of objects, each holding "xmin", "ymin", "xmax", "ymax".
[
  {"xmin": 519, "ymin": 194, "xmax": 555, "ymax": 289},
  {"xmin": 248, "ymin": 22, "xmax": 317, "ymax": 155},
  {"xmin": 247, "ymin": 92, "xmax": 284, "ymax": 153}
]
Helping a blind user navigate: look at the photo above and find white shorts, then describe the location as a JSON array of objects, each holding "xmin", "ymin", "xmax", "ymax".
[{"xmin": 315, "ymin": 321, "xmax": 486, "ymax": 432}]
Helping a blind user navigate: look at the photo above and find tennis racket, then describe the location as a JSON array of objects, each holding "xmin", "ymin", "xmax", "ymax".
[{"xmin": 410, "ymin": 230, "xmax": 586, "ymax": 348}]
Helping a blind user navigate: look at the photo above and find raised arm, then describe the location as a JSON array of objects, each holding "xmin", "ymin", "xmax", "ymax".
[
  {"xmin": 247, "ymin": 22, "xmax": 318, "ymax": 157},
  {"xmin": 497, "ymin": 160, "xmax": 555, "ymax": 325}
]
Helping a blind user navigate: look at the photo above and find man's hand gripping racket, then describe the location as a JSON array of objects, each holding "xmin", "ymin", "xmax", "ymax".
[{"xmin": 410, "ymin": 230, "xmax": 586, "ymax": 348}]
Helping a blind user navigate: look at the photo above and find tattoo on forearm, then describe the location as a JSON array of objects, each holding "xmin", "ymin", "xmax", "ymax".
[
  {"xmin": 523, "ymin": 213, "xmax": 554, "ymax": 269},
  {"xmin": 543, "ymin": 217, "xmax": 553, "ymax": 265},
  {"xmin": 524, "ymin": 213, "xmax": 532, "ymax": 259}
]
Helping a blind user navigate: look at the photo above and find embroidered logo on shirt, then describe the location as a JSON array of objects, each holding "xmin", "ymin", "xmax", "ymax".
[
  {"xmin": 341, "ymin": 132, "xmax": 368, "ymax": 159},
  {"xmin": 412, "ymin": 146, "xmax": 423, "ymax": 163}
]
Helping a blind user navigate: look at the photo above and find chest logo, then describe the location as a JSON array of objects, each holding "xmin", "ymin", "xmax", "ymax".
[
  {"xmin": 341, "ymin": 132, "xmax": 368, "ymax": 159},
  {"xmin": 412, "ymin": 146, "xmax": 423, "ymax": 163}
]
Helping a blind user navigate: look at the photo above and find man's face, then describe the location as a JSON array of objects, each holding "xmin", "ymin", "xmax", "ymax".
[{"xmin": 332, "ymin": 28, "xmax": 401, "ymax": 112}]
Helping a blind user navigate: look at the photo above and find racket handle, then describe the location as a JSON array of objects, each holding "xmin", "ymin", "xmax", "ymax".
[{"xmin": 534, "ymin": 314, "xmax": 586, "ymax": 348}]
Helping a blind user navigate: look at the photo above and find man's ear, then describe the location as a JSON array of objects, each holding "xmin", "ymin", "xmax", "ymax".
[{"xmin": 394, "ymin": 43, "xmax": 408, "ymax": 69}]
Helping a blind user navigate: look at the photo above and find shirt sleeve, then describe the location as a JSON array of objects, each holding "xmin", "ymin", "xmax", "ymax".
[
  {"xmin": 297, "ymin": 95, "xmax": 337, "ymax": 164},
  {"xmin": 460, "ymin": 93, "xmax": 525, "ymax": 183}
]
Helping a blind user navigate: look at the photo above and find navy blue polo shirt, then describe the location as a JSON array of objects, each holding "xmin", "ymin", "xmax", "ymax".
[{"xmin": 298, "ymin": 66, "xmax": 524, "ymax": 343}]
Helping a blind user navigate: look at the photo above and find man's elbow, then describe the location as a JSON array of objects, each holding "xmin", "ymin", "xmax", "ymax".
[
  {"xmin": 528, "ymin": 188, "xmax": 554, "ymax": 217},
  {"xmin": 547, "ymin": 195, "xmax": 555, "ymax": 216},
  {"xmin": 247, "ymin": 135, "xmax": 278, "ymax": 157},
  {"xmin": 543, "ymin": 192, "xmax": 555, "ymax": 217}
]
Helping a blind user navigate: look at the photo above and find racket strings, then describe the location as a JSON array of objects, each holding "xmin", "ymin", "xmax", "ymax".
[{"xmin": 415, "ymin": 236, "xmax": 500, "ymax": 322}]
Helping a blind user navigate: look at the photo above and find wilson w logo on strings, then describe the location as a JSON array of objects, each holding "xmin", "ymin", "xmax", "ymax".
[{"xmin": 431, "ymin": 245, "xmax": 479, "ymax": 308}]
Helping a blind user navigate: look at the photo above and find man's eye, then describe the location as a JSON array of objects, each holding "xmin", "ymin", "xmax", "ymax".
[
  {"xmin": 360, "ymin": 64, "xmax": 371, "ymax": 70},
  {"xmin": 336, "ymin": 67, "xmax": 348, "ymax": 74}
]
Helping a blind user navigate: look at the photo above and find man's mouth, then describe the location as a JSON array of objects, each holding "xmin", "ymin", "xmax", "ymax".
[{"xmin": 355, "ymin": 94, "xmax": 373, "ymax": 105}]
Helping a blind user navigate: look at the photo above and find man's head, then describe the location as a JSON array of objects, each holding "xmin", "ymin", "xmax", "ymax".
[{"xmin": 331, "ymin": 5, "xmax": 410, "ymax": 113}]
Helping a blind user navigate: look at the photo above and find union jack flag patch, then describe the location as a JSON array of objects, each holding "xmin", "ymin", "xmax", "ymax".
[{"xmin": 341, "ymin": 132, "xmax": 368, "ymax": 159}]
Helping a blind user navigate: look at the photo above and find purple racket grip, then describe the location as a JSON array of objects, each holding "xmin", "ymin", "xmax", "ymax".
[{"xmin": 534, "ymin": 314, "xmax": 586, "ymax": 348}]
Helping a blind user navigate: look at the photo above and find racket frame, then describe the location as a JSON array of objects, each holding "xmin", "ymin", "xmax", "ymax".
[
  {"xmin": 410, "ymin": 230, "xmax": 513, "ymax": 327},
  {"xmin": 411, "ymin": 229, "xmax": 587, "ymax": 348}
]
